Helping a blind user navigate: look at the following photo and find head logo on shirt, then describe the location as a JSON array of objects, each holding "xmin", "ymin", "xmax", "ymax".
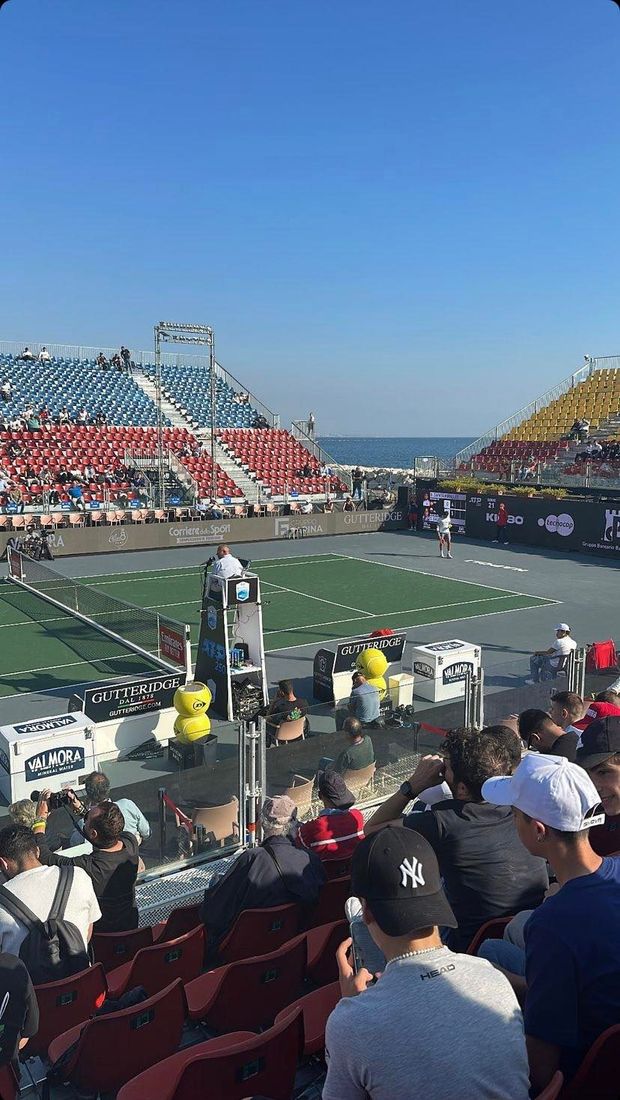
[{"xmin": 400, "ymin": 856, "xmax": 425, "ymax": 890}]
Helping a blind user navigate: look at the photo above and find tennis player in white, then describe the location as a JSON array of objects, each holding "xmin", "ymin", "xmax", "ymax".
[{"xmin": 437, "ymin": 511, "xmax": 453, "ymax": 558}]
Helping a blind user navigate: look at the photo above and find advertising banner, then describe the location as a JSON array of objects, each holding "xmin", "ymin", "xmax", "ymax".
[
  {"xmin": 466, "ymin": 493, "xmax": 620, "ymax": 557},
  {"xmin": 332, "ymin": 631, "xmax": 408, "ymax": 674},
  {"xmin": 419, "ymin": 492, "xmax": 467, "ymax": 533},
  {"xmin": 82, "ymin": 670, "xmax": 186, "ymax": 723},
  {"xmin": 158, "ymin": 622, "xmax": 187, "ymax": 668},
  {"xmin": 194, "ymin": 601, "xmax": 230, "ymax": 719}
]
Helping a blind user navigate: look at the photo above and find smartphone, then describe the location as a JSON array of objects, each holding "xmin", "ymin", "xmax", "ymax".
[{"xmin": 345, "ymin": 897, "xmax": 386, "ymax": 977}]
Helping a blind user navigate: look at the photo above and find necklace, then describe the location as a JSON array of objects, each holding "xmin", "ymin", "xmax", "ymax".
[{"xmin": 386, "ymin": 945, "xmax": 444, "ymax": 967}]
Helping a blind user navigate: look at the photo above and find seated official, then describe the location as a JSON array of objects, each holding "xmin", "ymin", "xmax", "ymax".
[
  {"xmin": 297, "ymin": 771, "xmax": 364, "ymax": 861},
  {"xmin": 210, "ymin": 543, "xmax": 243, "ymax": 579},
  {"xmin": 200, "ymin": 796, "xmax": 325, "ymax": 960},
  {"xmin": 323, "ymin": 828, "xmax": 530, "ymax": 1100},
  {"xmin": 322, "ymin": 718, "xmax": 376, "ymax": 778},
  {"xmin": 347, "ymin": 671, "xmax": 381, "ymax": 728},
  {"xmin": 264, "ymin": 680, "xmax": 309, "ymax": 740},
  {"xmin": 528, "ymin": 623, "xmax": 577, "ymax": 683},
  {"xmin": 518, "ymin": 709, "xmax": 579, "ymax": 762},
  {"xmin": 577, "ymin": 716, "xmax": 620, "ymax": 856},
  {"xmin": 480, "ymin": 754, "xmax": 620, "ymax": 1093},
  {"xmin": 365, "ymin": 727, "xmax": 548, "ymax": 951}
]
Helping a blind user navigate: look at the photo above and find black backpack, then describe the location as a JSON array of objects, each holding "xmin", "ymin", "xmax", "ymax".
[{"xmin": 0, "ymin": 864, "xmax": 90, "ymax": 985}]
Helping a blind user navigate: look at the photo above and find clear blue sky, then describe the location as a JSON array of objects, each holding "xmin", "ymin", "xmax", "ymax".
[{"xmin": 2, "ymin": 0, "xmax": 619, "ymax": 435}]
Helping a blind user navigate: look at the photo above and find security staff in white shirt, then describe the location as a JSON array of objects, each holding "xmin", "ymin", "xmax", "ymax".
[{"xmin": 211, "ymin": 544, "xmax": 244, "ymax": 580}]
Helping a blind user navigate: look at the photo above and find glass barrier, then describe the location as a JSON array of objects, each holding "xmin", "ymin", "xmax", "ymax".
[{"xmin": 97, "ymin": 719, "xmax": 243, "ymax": 877}]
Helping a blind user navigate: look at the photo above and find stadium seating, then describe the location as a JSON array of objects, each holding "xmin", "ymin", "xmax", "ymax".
[
  {"xmin": 154, "ymin": 902, "xmax": 203, "ymax": 943},
  {"xmin": 215, "ymin": 902, "xmax": 301, "ymax": 964},
  {"xmin": 218, "ymin": 428, "xmax": 347, "ymax": 496},
  {"xmin": 105, "ymin": 925, "xmax": 205, "ymax": 1000},
  {"xmin": 92, "ymin": 925, "xmax": 154, "ymax": 971},
  {"xmin": 142, "ymin": 362, "xmax": 259, "ymax": 429},
  {"xmin": 0, "ymin": 353, "xmax": 162, "ymax": 426},
  {"xmin": 561, "ymin": 1024, "xmax": 620, "ymax": 1100},
  {"xmin": 275, "ymin": 980, "xmax": 341, "ymax": 1057},
  {"xmin": 26, "ymin": 963, "xmax": 108, "ymax": 1060}
]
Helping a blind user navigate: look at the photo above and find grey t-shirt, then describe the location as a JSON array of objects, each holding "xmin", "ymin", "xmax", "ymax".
[{"xmin": 323, "ymin": 946, "xmax": 530, "ymax": 1100}]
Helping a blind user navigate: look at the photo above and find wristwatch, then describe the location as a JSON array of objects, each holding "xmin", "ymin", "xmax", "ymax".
[{"xmin": 399, "ymin": 780, "xmax": 414, "ymax": 800}]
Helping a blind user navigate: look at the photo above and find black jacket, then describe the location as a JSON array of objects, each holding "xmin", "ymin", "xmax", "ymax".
[
  {"xmin": 38, "ymin": 832, "xmax": 139, "ymax": 932},
  {"xmin": 201, "ymin": 835, "xmax": 325, "ymax": 952}
]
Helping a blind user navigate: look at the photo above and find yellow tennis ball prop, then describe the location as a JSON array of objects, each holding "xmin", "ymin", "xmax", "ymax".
[
  {"xmin": 355, "ymin": 647, "xmax": 389, "ymax": 680},
  {"xmin": 173, "ymin": 681, "xmax": 212, "ymax": 717},
  {"xmin": 174, "ymin": 713, "xmax": 212, "ymax": 744},
  {"xmin": 366, "ymin": 675, "xmax": 388, "ymax": 699}
]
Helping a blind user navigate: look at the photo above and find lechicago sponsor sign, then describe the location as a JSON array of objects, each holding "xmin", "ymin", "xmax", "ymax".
[{"xmin": 466, "ymin": 494, "xmax": 620, "ymax": 558}]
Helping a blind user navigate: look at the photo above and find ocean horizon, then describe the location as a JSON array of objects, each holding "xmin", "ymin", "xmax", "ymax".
[{"xmin": 317, "ymin": 436, "xmax": 476, "ymax": 468}]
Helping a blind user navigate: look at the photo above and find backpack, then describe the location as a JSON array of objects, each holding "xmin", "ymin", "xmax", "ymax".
[{"xmin": 0, "ymin": 865, "xmax": 90, "ymax": 985}]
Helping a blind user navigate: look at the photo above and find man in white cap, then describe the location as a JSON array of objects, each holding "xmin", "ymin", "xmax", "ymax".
[
  {"xmin": 480, "ymin": 754, "xmax": 620, "ymax": 1093},
  {"xmin": 528, "ymin": 623, "xmax": 576, "ymax": 684}
]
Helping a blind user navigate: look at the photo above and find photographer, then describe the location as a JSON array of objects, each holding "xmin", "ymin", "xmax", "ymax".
[{"xmin": 33, "ymin": 791, "xmax": 140, "ymax": 933}]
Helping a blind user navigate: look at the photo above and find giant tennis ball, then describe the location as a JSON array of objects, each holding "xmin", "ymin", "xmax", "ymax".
[
  {"xmin": 174, "ymin": 681, "xmax": 212, "ymax": 717},
  {"xmin": 355, "ymin": 648, "xmax": 389, "ymax": 680},
  {"xmin": 174, "ymin": 713, "xmax": 212, "ymax": 744},
  {"xmin": 366, "ymin": 675, "xmax": 388, "ymax": 699}
]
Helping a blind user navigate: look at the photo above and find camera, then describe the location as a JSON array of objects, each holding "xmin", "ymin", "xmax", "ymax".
[{"xmin": 30, "ymin": 789, "xmax": 83, "ymax": 813}]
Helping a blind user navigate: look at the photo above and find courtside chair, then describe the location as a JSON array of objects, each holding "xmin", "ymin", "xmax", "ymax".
[
  {"xmin": 185, "ymin": 934, "xmax": 307, "ymax": 1034},
  {"xmin": 105, "ymin": 924, "xmax": 204, "ymax": 1000},
  {"xmin": 46, "ymin": 979, "xmax": 186, "ymax": 1097},
  {"xmin": 92, "ymin": 924, "xmax": 154, "ymax": 971},
  {"xmin": 116, "ymin": 1005, "xmax": 303, "ymax": 1100},
  {"xmin": 275, "ymin": 716, "xmax": 307, "ymax": 745},
  {"xmin": 24, "ymin": 963, "xmax": 108, "ymax": 1060}
]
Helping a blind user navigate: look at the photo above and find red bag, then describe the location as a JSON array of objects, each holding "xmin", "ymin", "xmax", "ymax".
[{"xmin": 586, "ymin": 640, "xmax": 618, "ymax": 672}]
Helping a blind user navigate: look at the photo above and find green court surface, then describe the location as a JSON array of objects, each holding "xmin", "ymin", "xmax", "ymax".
[{"xmin": 0, "ymin": 552, "xmax": 554, "ymax": 699}]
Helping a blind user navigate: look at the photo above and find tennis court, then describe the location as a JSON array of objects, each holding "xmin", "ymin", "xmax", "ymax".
[{"xmin": 0, "ymin": 552, "xmax": 554, "ymax": 698}]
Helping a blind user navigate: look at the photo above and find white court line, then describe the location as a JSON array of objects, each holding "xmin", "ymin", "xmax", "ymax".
[
  {"xmin": 266, "ymin": 600, "xmax": 562, "ymax": 654},
  {"xmin": 333, "ymin": 552, "xmax": 550, "ymax": 602},
  {"xmin": 263, "ymin": 592, "xmax": 533, "ymax": 635},
  {"xmin": 0, "ymin": 650, "xmax": 145, "ymax": 680},
  {"xmin": 73, "ymin": 554, "xmax": 341, "ymax": 584},
  {"xmin": 258, "ymin": 579, "xmax": 374, "ymax": 617}
]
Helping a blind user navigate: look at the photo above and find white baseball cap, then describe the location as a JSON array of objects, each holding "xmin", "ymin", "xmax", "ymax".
[
  {"xmin": 555, "ymin": 623, "xmax": 571, "ymax": 633},
  {"xmin": 482, "ymin": 753, "xmax": 604, "ymax": 832}
]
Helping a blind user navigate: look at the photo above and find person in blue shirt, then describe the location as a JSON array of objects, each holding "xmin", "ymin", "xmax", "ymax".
[
  {"xmin": 67, "ymin": 480, "xmax": 85, "ymax": 512},
  {"xmin": 347, "ymin": 671, "xmax": 381, "ymax": 727},
  {"xmin": 69, "ymin": 771, "xmax": 150, "ymax": 848},
  {"xmin": 480, "ymin": 754, "xmax": 620, "ymax": 1094}
]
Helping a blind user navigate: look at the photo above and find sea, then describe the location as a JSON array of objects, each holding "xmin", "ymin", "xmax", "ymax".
[{"xmin": 318, "ymin": 436, "xmax": 475, "ymax": 469}]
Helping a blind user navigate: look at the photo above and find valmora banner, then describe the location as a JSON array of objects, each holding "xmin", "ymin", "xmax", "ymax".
[{"xmin": 466, "ymin": 493, "xmax": 620, "ymax": 558}]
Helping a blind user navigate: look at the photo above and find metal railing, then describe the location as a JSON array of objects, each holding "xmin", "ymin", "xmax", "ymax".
[
  {"xmin": 470, "ymin": 463, "xmax": 620, "ymax": 492},
  {"xmin": 291, "ymin": 420, "xmax": 352, "ymax": 492},
  {"xmin": 455, "ymin": 355, "xmax": 618, "ymax": 466}
]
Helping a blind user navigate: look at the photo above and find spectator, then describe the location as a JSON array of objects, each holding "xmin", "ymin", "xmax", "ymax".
[
  {"xmin": 76, "ymin": 406, "xmax": 89, "ymax": 425},
  {"xmin": 549, "ymin": 691, "xmax": 585, "ymax": 735},
  {"xmin": 0, "ymin": 381, "xmax": 12, "ymax": 402},
  {"xmin": 69, "ymin": 772, "xmax": 150, "ymax": 847},
  {"xmin": 518, "ymin": 709, "xmax": 580, "ymax": 762},
  {"xmin": 0, "ymin": 825, "xmax": 100, "ymax": 975},
  {"xmin": 494, "ymin": 501, "xmax": 510, "ymax": 543},
  {"xmin": 347, "ymin": 671, "xmax": 381, "ymax": 727},
  {"xmin": 528, "ymin": 623, "xmax": 577, "ymax": 683},
  {"xmin": 480, "ymin": 753, "xmax": 620, "ymax": 1092},
  {"xmin": 58, "ymin": 406, "xmax": 70, "ymax": 424},
  {"xmin": 343, "ymin": 495, "xmax": 355, "ymax": 512},
  {"xmin": 307, "ymin": 411, "xmax": 315, "ymax": 437},
  {"xmin": 574, "ymin": 689, "xmax": 620, "ymax": 732},
  {"xmin": 68, "ymin": 481, "xmax": 85, "ymax": 512},
  {"xmin": 331, "ymin": 717, "xmax": 375, "ymax": 776},
  {"xmin": 200, "ymin": 796, "xmax": 325, "ymax": 959},
  {"xmin": 34, "ymin": 796, "xmax": 140, "ymax": 933},
  {"xmin": 323, "ymin": 499, "xmax": 334, "ymax": 513},
  {"xmin": 577, "ymin": 717, "xmax": 620, "ymax": 856},
  {"xmin": 0, "ymin": 954, "xmax": 39, "ymax": 1067},
  {"xmin": 264, "ymin": 680, "xmax": 308, "ymax": 741},
  {"xmin": 323, "ymin": 827, "xmax": 530, "ymax": 1100},
  {"xmin": 38, "ymin": 347, "xmax": 51, "ymax": 361},
  {"xmin": 297, "ymin": 771, "xmax": 364, "ymax": 861},
  {"xmin": 7, "ymin": 802, "xmax": 36, "ymax": 830},
  {"xmin": 94, "ymin": 409, "xmax": 107, "ymax": 427},
  {"xmin": 96, "ymin": 352, "xmax": 108, "ymax": 369},
  {"xmin": 365, "ymin": 727, "xmax": 548, "ymax": 950},
  {"xmin": 351, "ymin": 466, "xmax": 363, "ymax": 500},
  {"xmin": 17, "ymin": 348, "xmax": 34, "ymax": 361},
  {"xmin": 299, "ymin": 499, "xmax": 313, "ymax": 515}
]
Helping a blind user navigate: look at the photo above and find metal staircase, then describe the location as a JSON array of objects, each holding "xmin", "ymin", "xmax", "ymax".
[
  {"xmin": 196, "ymin": 430, "xmax": 261, "ymax": 504},
  {"xmin": 132, "ymin": 367, "xmax": 195, "ymax": 431}
]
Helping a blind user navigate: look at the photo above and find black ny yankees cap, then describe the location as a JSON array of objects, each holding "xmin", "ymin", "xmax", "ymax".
[{"xmin": 351, "ymin": 826, "xmax": 457, "ymax": 937}]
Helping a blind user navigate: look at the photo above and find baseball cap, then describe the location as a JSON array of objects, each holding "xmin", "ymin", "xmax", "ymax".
[
  {"xmin": 576, "ymin": 717, "xmax": 620, "ymax": 770},
  {"xmin": 482, "ymin": 753, "xmax": 603, "ymax": 831},
  {"xmin": 351, "ymin": 826, "xmax": 457, "ymax": 936},
  {"xmin": 260, "ymin": 795, "xmax": 297, "ymax": 827},
  {"xmin": 555, "ymin": 623, "xmax": 571, "ymax": 633},
  {"xmin": 317, "ymin": 770, "xmax": 355, "ymax": 810}
]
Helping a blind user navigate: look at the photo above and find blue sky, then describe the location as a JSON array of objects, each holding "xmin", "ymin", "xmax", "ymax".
[{"xmin": 2, "ymin": 0, "xmax": 619, "ymax": 435}]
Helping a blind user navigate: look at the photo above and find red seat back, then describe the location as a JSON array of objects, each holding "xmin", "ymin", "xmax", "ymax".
[
  {"xmin": 123, "ymin": 925, "xmax": 204, "ymax": 996},
  {"xmin": 563, "ymin": 1024, "xmax": 620, "ymax": 1100},
  {"xmin": 194, "ymin": 935, "xmax": 307, "ymax": 1033},
  {"xmin": 157, "ymin": 903, "xmax": 202, "ymax": 943},
  {"xmin": 218, "ymin": 902, "xmax": 300, "ymax": 964},
  {"xmin": 301, "ymin": 876, "xmax": 351, "ymax": 931},
  {"xmin": 60, "ymin": 979, "xmax": 186, "ymax": 1094},
  {"xmin": 306, "ymin": 919, "xmax": 348, "ymax": 986},
  {"xmin": 466, "ymin": 917, "xmax": 512, "ymax": 955},
  {"xmin": 28, "ymin": 963, "xmax": 107, "ymax": 1059},
  {"xmin": 92, "ymin": 925, "xmax": 154, "ymax": 971},
  {"xmin": 174, "ymin": 1008, "xmax": 303, "ymax": 1100}
]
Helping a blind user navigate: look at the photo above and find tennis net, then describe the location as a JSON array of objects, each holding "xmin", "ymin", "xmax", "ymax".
[{"xmin": 7, "ymin": 549, "xmax": 191, "ymax": 675}]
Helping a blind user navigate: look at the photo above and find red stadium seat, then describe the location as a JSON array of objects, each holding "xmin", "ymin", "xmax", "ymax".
[
  {"xmin": 275, "ymin": 980, "xmax": 341, "ymax": 1057},
  {"xmin": 46, "ymin": 979, "xmax": 186, "ymax": 1096},
  {"xmin": 92, "ymin": 925, "xmax": 154, "ymax": 971},
  {"xmin": 154, "ymin": 902, "xmax": 202, "ymax": 942},
  {"xmin": 25, "ymin": 963, "xmax": 107, "ymax": 1060},
  {"xmin": 466, "ymin": 916, "xmax": 512, "ymax": 955},
  {"xmin": 116, "ymin": 1009, "xmax": 303, "ymax": 1100},
  {"xmin": 185, "ymin": 934, "xmax": 307, "ymax": 1033},
  {"xmin": 561, "ymin": 1025, "xmax": 620, "ymax": 1100},
  {"xmin": 215, "ymin": 902, "xmax": 301, "ymax": 964},
  {"xmin": 105, "ymin": 925, "xmax": 204, "ymax": 999},
  {"xmin": 305, "ymin": 919, "xmax": 348, "ymax": 987},
  {"xmin": 300, "ymin": 875, "xmax": 351, "ymax": 931}
]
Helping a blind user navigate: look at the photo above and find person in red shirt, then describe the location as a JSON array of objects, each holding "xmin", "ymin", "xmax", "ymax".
[
  {"xmin": 573, "ymin": 690, "xmax": 620, "ymax": 732},
  {"xmin": 494, "ymin": 502, "xmax": 509, "ymax": 544},
  {"xmin": 577, "ymin": 717, "xmax": 620, "ymax": 857},
  {"xmin": 297, "ymin": 771, "xmax": 364, "ymax": 862}
]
